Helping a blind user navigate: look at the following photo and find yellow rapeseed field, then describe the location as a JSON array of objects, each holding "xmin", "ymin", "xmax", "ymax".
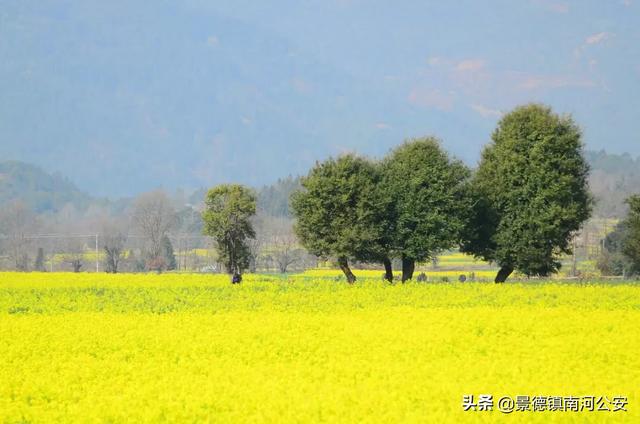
[{"xmin": 1, "ymin": 272, "xmax": 638, "ymax": 423}]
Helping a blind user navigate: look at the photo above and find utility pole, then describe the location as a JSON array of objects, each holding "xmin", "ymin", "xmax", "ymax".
[
  {"xmin": 95, "ymin": 234, "xmax": 99, "ymax": 273},
  {"xmin": 571, "ymin": 236, "xmax": 577, "ymax": 277}
]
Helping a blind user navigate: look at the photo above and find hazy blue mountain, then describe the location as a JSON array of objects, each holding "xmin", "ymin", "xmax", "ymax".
[
  {"xmin": 2, "ymin": 1, "xmax": 639, "ymax": 196},
  {"xmin": 1, "ymin": 0, "xmax": 446, "ymax": 196},
  {"xmin": 1, "ymin": 150, "xmax": 639, "ymax": 218},
  {"xmin": 0, "ymin": 161, "xmax": 92, "ymax": 213}
]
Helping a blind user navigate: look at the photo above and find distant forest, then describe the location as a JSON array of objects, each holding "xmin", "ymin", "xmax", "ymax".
[
  {"xmin": 0, "ymin": 150, "xmax": 636, "ymax": 219},
  {"xmin": 584, "ymin": 150, "xmax": 640, "ymax": 217},
  {"xmin": 0, "ymin": 161, "xmax": 94, "ymax": 213}
]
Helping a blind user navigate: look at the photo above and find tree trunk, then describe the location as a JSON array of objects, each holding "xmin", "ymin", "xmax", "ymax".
[
  {"xmin": 338, "ymin": 257, "xmax": 356, "ymax": 284},
  {"xmin": 401, "ymin": 256, "xmax": 415, "ymax": 282},
  {"xmin": 494, "ymin": 265, "xmax": 514, "ymax": 283},
  {"xmin": 383, "ymin": 257, "xmax": 393, "ymax": 283}
]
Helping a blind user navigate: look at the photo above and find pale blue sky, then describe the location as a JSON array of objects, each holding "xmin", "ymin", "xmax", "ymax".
[{"xmin": 201, "ymin": 0, "xmax": 639, "ymax": 151}]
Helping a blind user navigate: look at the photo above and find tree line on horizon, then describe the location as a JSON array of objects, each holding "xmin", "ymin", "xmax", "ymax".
[
  {"xmin": 3, "ymin": 104, "xmax": 640, "ymax": 281},
  {"xmin": 204, "ymin": 103, "xmax": 599, "ymax": 283},
  {"xmin": 289, "ymin": 104, "xmax": 593, "ymax": 283}
]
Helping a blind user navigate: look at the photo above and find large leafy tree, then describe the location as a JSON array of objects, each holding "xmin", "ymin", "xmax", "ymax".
[
  {"xmin": 370, "ymin": 162, "xmax": 396, "ymax": 282},
  {"xmin": 382, "ymin": 138, "xmax": 471, "ymax": 282},
  {"xmin": 291, "ymin": 154, "xmax": 384, "ymax": 283},
  {"xmin": 202, "ymin": 184, "xmax": 256, "ymax": 283},
  {"xmin": 462, "ymin": 104, "xmax": 592, "ymax": 283}
]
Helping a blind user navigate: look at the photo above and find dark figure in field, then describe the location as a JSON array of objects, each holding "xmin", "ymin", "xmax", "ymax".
[{"xmin": 232, "ymin": 273, "xmax": 242, "ymax": 284}]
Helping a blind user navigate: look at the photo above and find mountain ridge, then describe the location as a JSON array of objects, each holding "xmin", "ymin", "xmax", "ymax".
[
  {"xmin": 1, "ymin": 150, "xmax": 637, "ymax": 217},
  {"xmin": 5, "ymin": 2, "xmax": 637, "ymax": 196}
]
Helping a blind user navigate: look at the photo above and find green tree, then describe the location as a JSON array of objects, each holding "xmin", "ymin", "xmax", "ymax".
[
  {"xmin": 202, "ymin": 184, "xmax": 256, "ymax": 283},
  {"xmin": 382, "ymin": 137, "xmax": 471, "ymax": 282},
  {"xmin": 291, "ymin": 154, "xmax": 384, "ymax": 283},
  {"xmin": 596, "ymin": 248, "xmax": 628, "ymax": 277},
  {"xmin": 368, "ymin": 161, "xmax": 397, "ymax": 282},
  {"xmin": 462, "ymin": 104, "xmax": 592, "ymax": 282},
  {"xmin": 34, "ymin": 247, "xmax": 46, "ymax": 272},
  {"xmin": 596, "ymin": 218, "xmax": 632, "ymax": 277},
  {"xmin": 620, "ymin": 195, "xmax": 640, "ymax": 275},
  {"xmin": 161, "ymin": 235, "xmax": 177, "ymax": 271}
]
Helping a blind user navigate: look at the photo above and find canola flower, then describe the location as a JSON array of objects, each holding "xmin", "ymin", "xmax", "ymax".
[{"xmin": 1, "ymin": 272, "xmax": 639, "ymax": 423}]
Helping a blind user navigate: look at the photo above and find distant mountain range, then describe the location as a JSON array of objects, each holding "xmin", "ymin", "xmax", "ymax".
[
  {"xmin": 0, "ymin": 161, "xmax": 93, "ymax": 213},
  {"xmin": 5, "ymin": 1, "xmax": 637, "ymax": 197},
  {"xmin": 1, "ymin": 150, "xmax": 637, "ymax": 218},
  {"xmin": 1, "ymin": 1, "xmax": 454, "ymax": 196}
]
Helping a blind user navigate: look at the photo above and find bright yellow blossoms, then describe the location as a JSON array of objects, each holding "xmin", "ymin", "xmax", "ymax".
[{"xmin": 0, "ymin": 272, "xmax": 638, "ymax": 423}]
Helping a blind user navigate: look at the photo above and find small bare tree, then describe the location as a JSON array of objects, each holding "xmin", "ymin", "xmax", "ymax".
[
  {"xmin": 246, "ymin": 236, "xmax": 263, "ymax": 273},
  {"xmin": 131, "ymin": 190, "xmax": 176, "ymax": 267},
  {"xmin": 272, "ymin": 233, "xmax": 302, "ymax": 273},
  {"xmin": 62, "ymin": 237, "xmax": 86, "ymax": 273},
  {"xmin": 256, "ymin": 215, "xmax": 303, "ymax": 273},
  {"xmin": 0, "ymin": 201, "xmax": 36, "ymax": 271},
  {"xmin": 101, "ymin": 219, "xmax": 128, "ymax": 273}
]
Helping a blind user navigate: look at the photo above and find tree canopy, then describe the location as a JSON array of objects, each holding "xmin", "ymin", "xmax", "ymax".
[
  {"xmin": 291, "ymin": 154, "xmax": 383, "ymax": 283},
  {"xmin": 202, "ymin": 184, "xmax": 256, "ymax": 282},
  {"xmin": 462, "ymin": 104, "xmax": 592, "ymax": 282},
  {"xmin": 598, "ymin": 195, "xmax": 640, "ymax": 277},
  {"xmin": 621, "ymin": 195, "xmax": 640, "ymax": 275},
  {"xmin": 382, "ymin": 137, "xmax": 471, "ymax": 281}
]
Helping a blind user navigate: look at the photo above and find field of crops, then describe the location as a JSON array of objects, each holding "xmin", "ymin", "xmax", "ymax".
[{"xmin": 1, "ymin": 272, "xmax": 639, "ymax": 422}]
